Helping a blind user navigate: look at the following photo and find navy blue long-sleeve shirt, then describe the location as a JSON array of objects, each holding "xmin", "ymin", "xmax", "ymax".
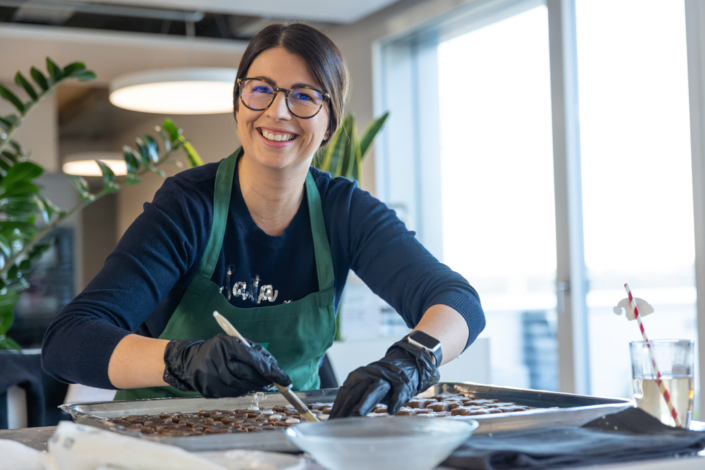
[{"xmin": 42, "ymin": 159, "xmax": 485, "ymax": 389}]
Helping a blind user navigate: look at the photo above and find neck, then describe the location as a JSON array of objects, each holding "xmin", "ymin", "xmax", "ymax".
[{"xmin": 238, "ymin": 153, "xmax": 308, "ymax": 236}]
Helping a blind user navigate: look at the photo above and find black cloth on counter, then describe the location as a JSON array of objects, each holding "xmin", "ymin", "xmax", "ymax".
[
  {"xmin": 0, "ymin": 351, "xmax": 69, "ymax": 429},
  {"xmin": 442, "ymin": 407, "xmax": 705, "ymax": 469}
]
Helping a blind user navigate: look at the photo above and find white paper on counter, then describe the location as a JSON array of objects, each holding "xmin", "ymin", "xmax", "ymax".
[
  {"xmin": 0, "ymin": 439, "xmax": 58, "ymax": 470},
  {"xmin": 48, "ymin": 421, "xmax": 226, "ymax": 470}
]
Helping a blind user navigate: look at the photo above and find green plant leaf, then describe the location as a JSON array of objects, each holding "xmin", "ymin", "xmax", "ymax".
[
  {"xmin": 96, "ymin": 159, "xmax": 115, "ymax": 184},
  {"xmin": 0, "ymin": 336, "xmax": 22, "ymax": 351},
  {"xmin": 28, "ymin": 241, "xmax": 52, "ymax": 262},
  {"xmin": 14, "ymin": 72, "xmax": 38, "ymax": 101},
  {"xmin": 46, "ymin": 57, "xmax": 63, "ymax": 82},
  {"xmin": 0, "ymin": 233, "xmax": 12, "ymax": 259},
  {"xmin": 36, "ymin": 193, "xmax": 59, "ymax": 224},
  {"xmin": 2, "ymin": 161, "xmax": 43, "ymax": 188},
  {"xmin": 0, "ymin": 114, "xmax": 18, "ymax": 131},
  {"xmin": 181, "ymin": 140, "xmax": 203, "ymax": 168},
  {"xmin": 144, "ymin": 135, "xmax": 159, "ymax": 163},
  {"xmin": 30, "ymin": 67, "xmax": 49, "ymax": 91},
  {"xmin": 333, "ymin": 115, "xmax": 354, "ymax": 177},
  {"xmin": 126, "ymin": 173, "xmax": 141, "ymax": 185},
  {"xmin": 7, "ymin": 265, "xmax": 18, "ymax": 279},
  {"xmin": 0, "ymin": 85, "xmax": 26, "ymax": 114},
  {"xmin": 156, "ymin": 127, "xmax": 171, "ymax": 153},
  {"xmin": 62, "ymin": 62, "xmax": 86, "ymax": 77},
  {"xmin": 1, "ymin": 181, "xmax": 40, "ymax": 199},
  {"xmin": 2, "ymin": 198, "xmax": 40, "ymax": 218},
  {"xmin": 1, "ymin": 150, "xmax": 18, "ymax": 164},
  {"xmin": 162, "ymin": 119, "xmax": 181, "ymax": 142},
  {"xmin": 96, "ymin": 160, "xmax": 120, "ymax": 193},
  {"xmin": 135, "ymin": 138, "xmax": 151, "ymax": 167},
  {"xmin": 66, "ymin": 174, "xmax": 93, "ymax": 201},
  {"xmin": 8, "ymin": 140, "xmax": 23, "ymax": 156},
  {"xmin": 73, "ymin": 71, "xmax": 97, "ymax": 81},
  {"xmin": 0, "ymin": 294, "xmax": 19, "ymax": 335},
  {"xmin": 317, "ymin": 128, "xmax": 339, "ymax": 172},
  {"xmin": 0, "ymin": 221, "xmax": 35, "ymax": 233},
  {"xmin": 338, "ymin": 116, "xmax": 357, "ymax": 179},
  {"xmin": 359, "ymin": 112, "xmax": 389, "ymax": 159},
  {"xmin": 123, "ymin": 146, "xmax": 140, "ymax": 174}
]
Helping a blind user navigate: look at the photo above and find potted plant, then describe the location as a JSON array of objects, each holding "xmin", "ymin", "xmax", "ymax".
[
  {"xmin": 313, "ymin": 112, "xmax": 389, "ymax": 340},
  {"xmin": 0, "ymin": 58, "xmax": 203, "ymax": 351}
]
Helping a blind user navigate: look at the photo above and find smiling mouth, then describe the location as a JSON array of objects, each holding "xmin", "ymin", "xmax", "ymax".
[{"xmin": 258, "ymin": 128, "xmax": 298, "ymax": 142}]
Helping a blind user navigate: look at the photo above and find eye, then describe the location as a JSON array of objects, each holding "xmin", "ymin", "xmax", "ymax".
[
  {"xmin": 252, "ymin": 86, "xmax": 272, "ymax": 94},
  {"xmin": 293, "ymin": 91, "xmax": 312, "ymax": 101}
]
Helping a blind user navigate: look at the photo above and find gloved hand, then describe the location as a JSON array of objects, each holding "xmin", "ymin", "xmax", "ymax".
[
  {"xmin": 329, "ymin": 340, "xmax": 440, "ymax": 418},
  {"xmin": 162, "ymin": 335, "xmax": 291, "ymax": 398}
]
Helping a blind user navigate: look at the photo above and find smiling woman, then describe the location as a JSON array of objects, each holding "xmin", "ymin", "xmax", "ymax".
[{"xmin": 41, "ymin": 23, "xmax": 485, "ymax": 419}]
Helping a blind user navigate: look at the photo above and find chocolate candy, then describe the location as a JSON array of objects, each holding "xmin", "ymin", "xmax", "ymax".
[{"xmin": 426, "ymin": 402, "xmax": 448, "ymax": 412}]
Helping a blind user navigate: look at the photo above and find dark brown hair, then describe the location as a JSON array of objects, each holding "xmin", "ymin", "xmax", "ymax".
[{"xmin": 233, "ymin": 23, "xmax": 349, "ymax": 145}]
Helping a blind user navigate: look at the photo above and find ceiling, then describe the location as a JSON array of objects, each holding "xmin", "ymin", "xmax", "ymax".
[
  {"xmin": 0, "ymin": 0, "xmax": 402, "ymax": 146},
  {"xmin": 81, "ymin": 0, "xmax": 401, "ymax": 23}
]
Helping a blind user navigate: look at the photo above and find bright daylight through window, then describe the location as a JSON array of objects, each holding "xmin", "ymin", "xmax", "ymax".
[
  {"xmin": 576, "ymin": 0, "xmax": 697, "ymax": 404},
  {"xmin": 438, "ymin": 5, "xmax": 557, "ymax": 391}
]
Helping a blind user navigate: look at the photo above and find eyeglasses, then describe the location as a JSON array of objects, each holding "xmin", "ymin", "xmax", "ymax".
[{"xmin": 237, "ymin": 78, "xmax": 330, "ymax": 119}]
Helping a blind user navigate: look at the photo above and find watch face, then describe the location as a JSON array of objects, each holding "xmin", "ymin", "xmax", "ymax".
[{"xmin": 409, "ymin": 330, "xmax": 440, "ymax": 350}]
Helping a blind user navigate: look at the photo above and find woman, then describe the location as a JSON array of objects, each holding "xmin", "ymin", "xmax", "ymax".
[{"xmin": 42, "ymin": 23, "xmax": 486, "ymax": 418}]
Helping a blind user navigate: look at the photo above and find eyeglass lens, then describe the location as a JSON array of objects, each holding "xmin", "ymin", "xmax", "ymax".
[{"xmin": 240, "ymin": 79, "xmax": 324, "ymax": 117}]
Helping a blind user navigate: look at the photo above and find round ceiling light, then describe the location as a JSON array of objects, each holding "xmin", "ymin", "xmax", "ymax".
[
  {"xmin": 109, "ymin": 67, "xmax": 238, "ymax": 115},
  {"xmin": 63, "ymin": 152, "xmax": 127, "ymax": 177}
]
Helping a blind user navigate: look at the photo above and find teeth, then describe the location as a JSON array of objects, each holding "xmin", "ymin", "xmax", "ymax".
[{"xmin": 262, "ymin": 130, "xmax": 294, "ymax": 142}]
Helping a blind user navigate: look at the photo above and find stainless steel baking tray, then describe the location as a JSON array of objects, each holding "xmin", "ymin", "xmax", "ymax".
[{"xmin": 59, "ymin": 382, "xmax": 633, "ymax": 452}]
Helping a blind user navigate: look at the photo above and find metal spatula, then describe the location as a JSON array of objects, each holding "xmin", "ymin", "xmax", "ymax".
[{"xmin": 213, "ymin": 311, "xmax": 320, "ymax": 423}]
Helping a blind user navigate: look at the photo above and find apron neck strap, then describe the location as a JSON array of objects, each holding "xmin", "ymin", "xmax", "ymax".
[
  {"xmin": 198, "ymin": 148, "xmax": 240, "ymax": 279},
  {"xmin": 305, "ymin": 171, "xmax": 334, "ymax": 290},
  {"xmin": 199, "ymin": 149, "xmax": 335, "ymax": 292}
]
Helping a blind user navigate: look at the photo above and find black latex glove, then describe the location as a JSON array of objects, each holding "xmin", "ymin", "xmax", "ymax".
[
  {"xmin": 162, "ymin": 335, "xmax": 291, "ymax": 398},
  {"xmin": 329, "ymin": 340, "xmax": 440, "ymax": 418}
]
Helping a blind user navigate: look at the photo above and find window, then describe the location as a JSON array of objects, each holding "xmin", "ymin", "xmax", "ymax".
[
  {"xmin": 576, "ymin": 0, "xmax": 696, "ymax": 400},
  {"xmin": 438, "ymin": 6, "xmax": 557, "ymax": 389},
  {"xmin": 377, "ymin": 0, "xmax": 705, "ymax": 414}
]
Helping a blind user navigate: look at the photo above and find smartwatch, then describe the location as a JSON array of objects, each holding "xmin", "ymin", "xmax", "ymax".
[{"xmin": 406, "ymin": 330, "xmax": 442, "ymax": 366}]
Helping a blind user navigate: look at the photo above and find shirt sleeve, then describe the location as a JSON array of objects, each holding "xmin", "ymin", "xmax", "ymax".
[
  {"xmin": 41, "ymin": 177, "xmax": 211, "ymax": 389},
  {"xmin": 347, "ymin": 185, "xmax": 486, "ymax": 350}
]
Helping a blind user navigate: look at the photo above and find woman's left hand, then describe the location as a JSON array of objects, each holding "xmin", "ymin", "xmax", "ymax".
[{"xmin": 329, "ymin": 340, "xmax": 440, "ymax": 418}]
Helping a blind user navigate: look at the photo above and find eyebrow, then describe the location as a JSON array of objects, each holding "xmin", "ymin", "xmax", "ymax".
[{"xmin": 248, "ymin": 75, "xmax": 322, "ymax": 90}]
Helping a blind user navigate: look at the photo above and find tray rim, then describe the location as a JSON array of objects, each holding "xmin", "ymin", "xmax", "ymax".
[{"xmin": 59, "ymin": 382, "xmax": 635, "ymax": 449}]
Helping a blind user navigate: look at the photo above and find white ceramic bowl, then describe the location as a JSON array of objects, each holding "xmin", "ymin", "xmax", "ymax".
[{"xmin": 285, "ymin": 417, "xmax": 478, "ymax": 470}]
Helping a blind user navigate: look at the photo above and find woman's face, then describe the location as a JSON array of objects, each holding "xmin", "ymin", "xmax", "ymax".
[{"xmin": 235, "ymin": 47, "xmax": 330, "ymax": 172}]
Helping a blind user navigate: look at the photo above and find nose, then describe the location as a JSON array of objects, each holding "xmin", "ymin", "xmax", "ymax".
[{"xmin": 265, "ymin": 91, "xmax": 292, "ymax": 121}]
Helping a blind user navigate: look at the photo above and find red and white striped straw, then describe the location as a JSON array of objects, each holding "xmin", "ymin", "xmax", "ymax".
[{"xmin": 625, "ymin": 283, "xmax": 681, "ymax": 428}]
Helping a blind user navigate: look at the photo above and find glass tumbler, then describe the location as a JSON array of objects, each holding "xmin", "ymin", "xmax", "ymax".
[{"xmin": 630, "ymin": 339, "xmax": 694, "ymax": 428}]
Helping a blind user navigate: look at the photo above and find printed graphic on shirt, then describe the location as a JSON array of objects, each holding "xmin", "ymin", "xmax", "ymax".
[{"xmin": 220, "ymin": 266, "xmax": 282, "ymax": 304}]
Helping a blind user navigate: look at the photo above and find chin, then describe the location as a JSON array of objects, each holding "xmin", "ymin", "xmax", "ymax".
[{"xmin": 253, "ymin": 147, "xmax": 300, "ymax": 170}]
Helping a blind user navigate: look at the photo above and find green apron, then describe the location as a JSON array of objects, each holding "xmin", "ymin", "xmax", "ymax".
[{"xmin": 115, "ymin": 149, "xmax": 337, "ymax": 400}]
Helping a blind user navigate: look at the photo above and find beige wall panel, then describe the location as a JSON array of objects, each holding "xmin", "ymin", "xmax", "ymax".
[
  {"xmin": 115, "ymin": 113, "xmax": 240, "ymax": 238},
  {"xmin": 0, "ymin": 92, "xmax": 59, "ymax": 172}
]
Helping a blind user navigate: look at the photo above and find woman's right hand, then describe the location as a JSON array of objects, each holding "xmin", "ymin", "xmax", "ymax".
[{"xmin": 162, "ymin": 335, "xmax": 291, "ymax": 398}]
